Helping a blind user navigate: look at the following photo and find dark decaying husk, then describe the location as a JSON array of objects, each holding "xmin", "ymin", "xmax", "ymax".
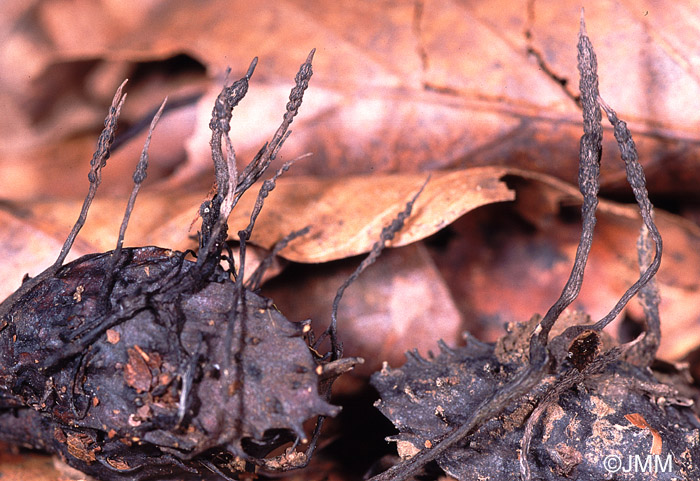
[
  {"xmin": 0, "ymin": 247, "xmax": 338, "ymax": 479},
  {"xmin": 0, "ymin": 51, "xmax": 354, "ymax": 480},
  {"xmin": 372, "ymin": 333, "xmax": 700, "ymax": 480}
]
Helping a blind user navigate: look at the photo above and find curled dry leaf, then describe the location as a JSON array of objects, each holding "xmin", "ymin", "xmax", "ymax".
[
  {"xmin": 19, "ymin": 166, "xmax": 514, "ymax": 266},
  {"xmin": 14, "ymin": 162, "xmax": 700, "ymax": 363},
  {"xmin": 240, "ymin": 168, "xmax": 514, "ymax": 263},
  {"xmin": 174, "ymin": 0, "xmax": 700, "ymax": 194},
  {"xmin": 8, "ymin": 165, "xmax": 700, "ymax": 365}
]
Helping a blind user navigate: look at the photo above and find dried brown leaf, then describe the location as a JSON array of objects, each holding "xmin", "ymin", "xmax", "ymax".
[
  {"xmin": 3, "ymin": 1, "xmax": 700, "ymax": 203},
  {"xmin": 21, "ymin": 167, "xmax": 514, "ymax": 264},
  {"xmin": 0, "ymin": 443, "xmax": 66, "ymax": 481},
  {"xmin": 0, "ymin": 209, "xmax": 90, "ymax": 301},
  {"xmin": 7, "ymin": 162, "xmax": 700, "ymax": 363}
]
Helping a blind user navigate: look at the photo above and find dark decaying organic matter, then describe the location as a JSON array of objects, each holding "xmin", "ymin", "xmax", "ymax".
[
  {"xmin": 0, "ymin": 51, "xmax": 374, "ymax": 480},
  {"xmin": 369, "ymin": 16, "xmax": 700, "ymax": 481}
]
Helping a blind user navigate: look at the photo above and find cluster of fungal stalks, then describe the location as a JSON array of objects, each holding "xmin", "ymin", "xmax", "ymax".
[
  {"xmin": 368, "ymin": 16, "xmax": 699, "ymax": 481},
  {"xmin": 0, "ymin": 51, "xmax": 361, "ymax": 480}
]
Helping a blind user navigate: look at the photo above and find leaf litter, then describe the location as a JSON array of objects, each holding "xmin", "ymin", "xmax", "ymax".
[
  {"xmin": 20, "ymin": 166, "xmax": 514, "ymax": 269},
  {"xmin": 5, "ymin": 1, "xmax": 700, "ymax": 202}
]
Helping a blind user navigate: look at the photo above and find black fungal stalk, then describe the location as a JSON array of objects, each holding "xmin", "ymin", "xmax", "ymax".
[{"xmin": 369, "ymin": 14, "xmax": 697, "ymax": 481}]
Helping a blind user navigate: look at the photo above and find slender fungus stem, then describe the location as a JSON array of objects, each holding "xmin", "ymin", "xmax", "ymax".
[
  {"xmin": 371, "ymin": 16, "xmax": 600, "ymax": 481},
  {"xmin": 626, "ymin": 224, "xmax": 661, "ymax": 365},
  {"xmin": 593, "ymin": 96, "xmax": 662, "ymax": 331},
  {"xmin": 318, "ymin": 177, "xmax": 429, "ymax": 361},
  {"xmin": 548, "ymin": 98, "xmax": 663, "ymax": 359},
  {"xmin": 198, "ymin": 58, "xmax": 256, "ymax": 258},
  {"xmin": 56, "ymin": 80, "xmax": 128, "ymax": 269},
  {"xmin": 196, "ymin": 51, "xmax": 315, "ymax": 275},
  {"xmin": 113, "ymin": 97, "xmax": 167, "ymax": 264},
  {"xmin": 534, "ymin": 12, "xmax": 602, "ymax": 351},
  {"xmin": 0, "ymin": 81, "xmax": 127, "ymax": 320}
]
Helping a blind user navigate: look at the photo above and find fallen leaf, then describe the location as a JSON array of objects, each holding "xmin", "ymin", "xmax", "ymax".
[
  {"xmin": 2, "ymin": 3, "xmax": 700, "ymax": 478},
  {"xmin": 3, "ymin": 1, "xmax": 700, "ymax": 203},
  {"xmin": 0, "ymin": 208, "xmax": 91, "ymax": 301},
  {"xmin": 8, "ymin": 162, "xmax": 700, "ymax": 362},
  {"xmin": 22, "ymin": 167, "xmax": 514, "ymax": 264},
  {"xmin": 0, "ymin": 443, "xmax": 65, "ymax": 481}
]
